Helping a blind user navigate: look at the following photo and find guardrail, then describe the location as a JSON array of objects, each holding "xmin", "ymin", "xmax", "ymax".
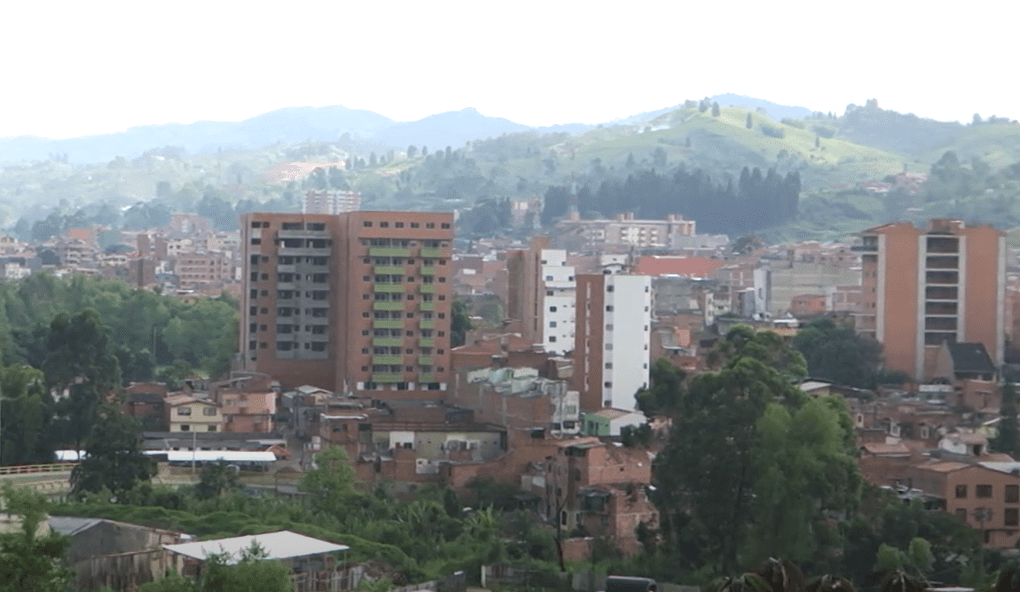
[{"xmin": 0, "ymin": 463, "xmax": 76, "ymax": 476}]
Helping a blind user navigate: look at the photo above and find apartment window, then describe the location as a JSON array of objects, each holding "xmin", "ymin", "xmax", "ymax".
[
  {"xmin": 251, "ymin": 238, "xmax": 261, "ymax": 245},
  {"xmin": 395, "ymin": 222, "xmax": 404, "ymax": 228},
  {"xmin": 549, "ymin": 306, "xmax": 557, "ymax": 312},
  {"xmin": 606, "ymin": 305, "xmax": 614, "ymax": 312},
  {"xmin": 1007, "ymin": 485, "xmax": 1019, "ymax": 503},
  {"xmin": 549, "ymin": 321, "xmax": 557, "ymax": 328},
  {"xmin": 180, "ymin": 424, "xmax": 190, "ymax": 432},
  {"xmin": 549, "ymin": 336, "xmax": 557, "ymax": 342},
  {"xmin": 426, "ymin": 223, "xmax": 435, "ymax": 229},
  {"xmin": 977, "ymin": 484, "xmax": 993, "ymax": 498},
  {"xmin": 955, "ymin": 484, "xmax": 968, "ymax": 498},
  {"xmin": 203, "ymin": 407, "xmax": 217, "ymax": 416},
  {"xmin": 177, "ymin": 407, "xmax": 192, "ymax": 416},
  {"xmin": 607, "ymin": 285, "xmax": 614, "ymax": 292},
  {"xmin": 604, "ymin": 381, "xmax": 612, "ymax": 388},
  {"xmin": 379, "ymin": 222, "xmax": 389, "ymax": 228},
  {"xmin": 361, "ymin": 330, "xmax": 370, "ymax": 336},
  {"xmin": 207, "ymin": 425, "xmax": 217, "ymax": 432},
  {"xmin": 605, "ymin": 324, "xmax": 613, "ymax": 330},
  {"xmin": 363, "ymin": 221, "xmax": 373, "ymax": 227},
  {"xmin": 1008, "ymin": 508, "xmax": 1020, "ymax": 527},
  {"xmin": 441, "ymin": 223, "xmax": 450, "ymax": 229},
  {"xmin": 605, "ymin": 363, "xmax": 613, "ymax": 369},
  {"xmin": 411, "ymin": 222, "xmax": 420, "ymax": 228}
]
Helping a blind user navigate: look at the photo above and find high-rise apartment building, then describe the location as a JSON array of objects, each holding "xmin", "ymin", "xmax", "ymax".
[
  {"xmin": 574, "ymin": 272, "xmax": 652, "ymax": 412},
  {"xmin": 857, "ymin": 219, "xmax": 1005, "ymax": 381},
  {"xmin": 505, "ymin": 237, "xmax": 576, "ymax": 354},
  {"xmin": 303, "ymin": 190, "xmax": 362, "ymax": 215},
  {"xmin": 239, "ymin": 212, "xmax": 455, "ymax": 398}
]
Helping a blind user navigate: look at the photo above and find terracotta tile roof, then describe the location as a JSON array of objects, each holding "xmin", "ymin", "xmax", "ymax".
[
  {"xmin": 861, "ymin": 442, "xmax": 911, "ymax": 456},
  {"xmin": 634, "ymin": 256, "xmax": 724, "ymax": 278},
  {"xmin": 916, "ymin": 461, "xmax": 969, "ymax": 473}
]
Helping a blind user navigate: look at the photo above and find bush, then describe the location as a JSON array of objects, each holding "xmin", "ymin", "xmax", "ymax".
[
  {"xmin": 812, "ymin": 125, "xmax": 836, "ymax": 139},
  {"xmin": 761, "ymin": 125, "xmax": 786, "ymax": 139},
  {"xmin": 781, "ymin": 118, "xmax": 806, "ymax": 129}
]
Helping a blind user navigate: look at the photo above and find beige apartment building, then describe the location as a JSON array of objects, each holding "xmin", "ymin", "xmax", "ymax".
[
  {"xmin": 857, "ymin": 220, "xmax": 1005, "ymax": 381},
  {"xmin": 175, "ymin": 251, "xmax": 234, "ymax": 289},
  {"xmin": 239, "ymin": 212, "xmax": 455, "ymax": 399}
]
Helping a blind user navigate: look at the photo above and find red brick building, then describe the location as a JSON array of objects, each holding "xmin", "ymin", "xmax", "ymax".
[{"xmin": 239, "ymin": 212, "xmax": 454, "ymax": 399}]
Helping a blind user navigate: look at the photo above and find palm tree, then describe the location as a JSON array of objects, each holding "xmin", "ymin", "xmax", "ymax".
[
  {"xmin": 879, "ymin": 569, "xmax": 928, "ymax": 592},
  {"xmin": 754, "ymin": 558, "xmax": 806, "ymax": 592},
  {"xmin": 706, "ymin": 573, "xmax": 773, "ymax": 592},
  {"xmin": 805, "ymin": 575, "xmax": 856, "ymax": 592}
]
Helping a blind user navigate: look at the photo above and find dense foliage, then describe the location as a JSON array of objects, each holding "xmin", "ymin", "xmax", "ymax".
[
  {"xmin": 543, "ymin": 166, "xmax": 801, "ymax": 234},
  {"xmin": 0, "ymin": 273, "xmax": 237, "ymax": 381}
]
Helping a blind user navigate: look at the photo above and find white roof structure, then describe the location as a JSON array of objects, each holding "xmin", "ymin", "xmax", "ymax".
[
  {"xmin": 56, "ymin": 450, "xmax": 277, "ymax": 463},
  {"xmin": 154, "ymin": 450, "xmax": 277, "ymax": 463},
  {"xmin": 163, "ymin": 530, "xmax": 348, "ymax": 563}
]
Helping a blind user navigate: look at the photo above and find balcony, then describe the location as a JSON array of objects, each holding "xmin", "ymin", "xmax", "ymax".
[
  {"xmin": 373, "ymin": 301, "xmax": 404, "ymax": 311},
  {"xmin": 925, "ymin": 255, "xmax": 958, "ymax": 270},
  {"xmin": 419, "ymin": 266, "xmax": 438, "ymax": 276},
  {"xmin": 418, "ymin": 284, "xmax": 436, "ymax": 294},
  {"xmin": 372, "ymin": 337, "xmax": 404, "ymax": 347},
  {"xmin": 374, "ymin": 284, "xmax": 404, "ymax": 293},
  {"xmin": 372, "ymin": 355, "xmax": 404, "ymax": 365},
  {"xmin": 419, "ymin": 320, "xmax": 436, "ymax": 329},
  {"xmin": 373, "ymin": 320, "xmax": 404, "ymax": 329},
  {"xmin": 418, "ymin": 374, "xmax": 436, "ymax": 384},
  {"xmin": 419, "ymin": 338, "xmax": 435, "ymax": 348},
  {"xmin": 419, "ymin": 302, "xmax": 436, "ymax": 312},
  {"xmin": 420, "ymin": 247, "xmax": 442, "ymax": 258},
  {"xmin": 418, "ymin": 355, "xmax": 433, "ymax": 366},
  {"xmin": 276, "ymin": 264, "xmax": 296, "ymax": 273},
  {"xmin": 279, "ymin": 229, "xmax": 331, "ymax": 239},
  {"xmin": 369, "ymin": 247, "xmax": 411, "ymax": 257},
  {"xmin": 374, "ymin": 265, "xmax": 405, "ymax": 275},
  {"xmin": 372, "ymin": 373, "xmax": 404, "ymax": 384}
]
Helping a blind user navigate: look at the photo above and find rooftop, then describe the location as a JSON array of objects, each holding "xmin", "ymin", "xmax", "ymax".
[{"xmin": 163, "ymin": 530, "xmax": 348, "ymax": 563}]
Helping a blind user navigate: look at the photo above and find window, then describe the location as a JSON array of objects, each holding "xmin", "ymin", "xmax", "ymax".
[
  {"xmin": 977, "ymin": 484, "xmax": 993, "ymax": 498},
  {"xmin": 549, "ymin": 306, "xmax": 557, "ymax": 312},
  {"xmin": 207, "ymin": 425, "xmax": 217, "ymax": 432},
  {"xmin": 177, "ymin": 407, "xmax": 192, "ymax": 416},
  {"xmin": 363, "ymin": 221, "xmax": 373, "ymax": 227},
  {"xmin": 955, "ymin": 484, "xmax": 968, "ymax": 498},
  {"xmin": 180, "ymin": 424, "xmax": 190, "ymax": 431},
  {"xmin": 379, "ymin": 221, "xmax": 389, "ymax": 228},
  {"xmin": 606, "ymin": 305, "xmax": 614, "ymax": 312},
  {"xmin": 549, "ymin": 336, "xmax": 557, "ymax": 342},
  {"xmin": 549, "ymin": 321, "xmax": 557, "ymax": 327},
  {"xmin": 441, "ymin": 222, "xmax": 450, "ymax": 229},
  {"xmin": 1008, "ymin": 508, "xmax": 1020, "ymax": 527},
  {"xmin": 203, "ymin": 407, "xmax": 217, "ymax": 416},
  {"xmin": 1007, "ymin": 485, "xmax": 1019, "ymax": 503}
]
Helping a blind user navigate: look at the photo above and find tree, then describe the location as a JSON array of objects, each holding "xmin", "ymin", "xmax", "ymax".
[
  {"xmin": 70, "ymin": 406, "xmax": 155, "ymax": 499},
  {"xmin": 651, "ymin": 327, "xmax": 858, "ymax": 574},
  {"xmin": 635, "ymin": 358, "xmax": 687, "ymax": 418},
  {"xmin": 202, "ymin": 543, "xmax": 294, "ymax": 592},
  {"xmin": 0, "ymin": 485, "xmax": 72, "ymax": 592},
  {"xmin": 194, "ymin": 460, "xmax": 242, "ymax": 500},
  {"xmin": 793, "ymin": 319, "xmax": 884, "ymax": 388},
  {"xmin": 451, "ymin": 299, "xmax": 472, "ymax": 347},
  {"xmin": 712, "ymin": 102, "xmax": 721, "ymax": 117},
  {"xmin": 43, "ymin": 309, "xmax": 121, "ymax": 450},
  {"xmin": 300, "ymin": 446, "xmax": 355, "ymax": 512},
  {"xmin": 407, "ymin": 145, "xmax": 418, "ymax": 158},
  {"xmin": 0, "ymin": 364, "xmax": 55, "ymax": 466},
  {"xmin": 992, "ymin": 383, "xmax": 1019, "ymax": 456},
  {"xmin": 746, "ymin": 113, "xmax": 753, "ymax": 129}
]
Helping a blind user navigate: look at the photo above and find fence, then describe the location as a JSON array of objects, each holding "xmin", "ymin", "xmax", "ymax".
[
  {"xmin": 390, "ymin": 571, "xmax": 465, "ymax": 592},
  {"xmin": 0, "ymin": 463, "xmax": 76, "ymax": 476}
]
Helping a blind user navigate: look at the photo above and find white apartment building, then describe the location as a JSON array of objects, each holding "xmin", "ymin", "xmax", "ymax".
[{"xmin": 540, "ymin": 249, "xmax": 576, "ymax": 354}]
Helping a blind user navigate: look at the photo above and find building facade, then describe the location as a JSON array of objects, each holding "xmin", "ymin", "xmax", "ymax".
[
  {"xmin": 857, "ymin": 220, "xmax": 1005, "ymax": 380},
  {"xmin": 239, "ymin": 212, "xmax": 455, "ymax": 398},
  {"xmin": 574, "ymin": 272, "xmax": 651, "ymax": 412}
]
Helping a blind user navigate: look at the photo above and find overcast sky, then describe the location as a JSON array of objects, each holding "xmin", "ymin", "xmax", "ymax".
[{"xmin": 2, "ymin": 0, "xmax": 1017, "ymax": 140}]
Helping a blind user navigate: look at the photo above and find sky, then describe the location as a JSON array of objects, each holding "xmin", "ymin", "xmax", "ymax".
[{"xmin": 2, "ymin": 0, "xmax": 1018, "ymax": 140}]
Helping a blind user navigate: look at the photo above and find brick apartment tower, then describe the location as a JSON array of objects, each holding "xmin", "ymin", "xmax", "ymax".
[
  {"xmin": 239, "ymin": 212, "xmax": 455, "ymax": 398},
  {"xmin": 857, "ymin": 219, "xmax": 1005, "ymax": 381},
  {"xmin": 574, "ymin": 272, "xmax": 652, "ymax": 412}
]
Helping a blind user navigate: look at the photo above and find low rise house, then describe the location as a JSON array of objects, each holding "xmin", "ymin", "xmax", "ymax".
[
  {"xmin": 166, "ymin": 394, "xmax": 222, "ymax": 433},
  {"xmin": 582, "ymin": 408, "xmax": 647, "ymax": 437}
]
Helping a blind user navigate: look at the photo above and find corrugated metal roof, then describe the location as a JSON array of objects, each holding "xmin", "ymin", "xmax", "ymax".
[{"xmin": 163, "ymin": 530, "xmax": 348, "ymax": 562}]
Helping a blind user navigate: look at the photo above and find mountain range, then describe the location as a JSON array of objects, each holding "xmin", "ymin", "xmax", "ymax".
[{"xmin": 0, "ymin": 95, "xmax": 812, "ymax": 164}]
